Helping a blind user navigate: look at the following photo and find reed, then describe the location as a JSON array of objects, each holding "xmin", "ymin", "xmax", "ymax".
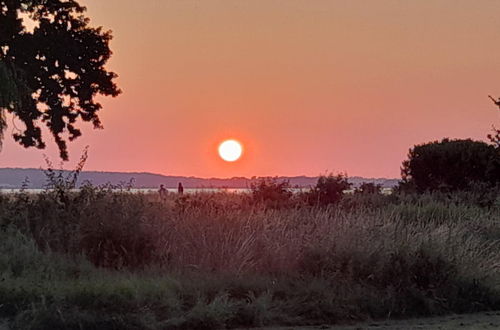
[{"xmin": 0, "ymin": 185, "xmax": 499, "ymax": 329}]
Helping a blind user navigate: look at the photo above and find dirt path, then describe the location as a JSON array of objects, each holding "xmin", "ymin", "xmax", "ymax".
[{"xmin": 247, "ymin": 311, "xmax": 500, "ymax": 330}]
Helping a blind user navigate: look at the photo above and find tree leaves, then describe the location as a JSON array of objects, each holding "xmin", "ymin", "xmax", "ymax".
[
  {"xmin": 401, "ymin": 139, "xmax": 500, "ymax": 192},
  {"xmin": 0, "ymin": 0, "xmax": 120, "ymax": 159}
]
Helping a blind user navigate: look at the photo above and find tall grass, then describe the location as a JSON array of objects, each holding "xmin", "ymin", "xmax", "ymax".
[{"xmin": 0, "ymin": 185, "xmax": 499, "ymax": 329}]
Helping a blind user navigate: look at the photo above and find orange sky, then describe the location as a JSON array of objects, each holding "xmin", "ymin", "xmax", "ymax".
[{"xmin": 1, "ymin": 0, "xmax": 500, "ymax": 178}]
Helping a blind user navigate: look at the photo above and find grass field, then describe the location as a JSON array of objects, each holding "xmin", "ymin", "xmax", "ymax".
[
  {"xmin": 0, "ymin": 183, "xmax": 499, "ymax": 329},
  {"xmin": 250, "ymin": 311, "xmax": 500, "ymax": 330}
]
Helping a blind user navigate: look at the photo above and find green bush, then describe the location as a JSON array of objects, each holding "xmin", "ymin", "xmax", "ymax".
[
  {"xmin": 306, "ymin": 173, "xmax": 351, "ymax": 206},
  {"xmin": 250, "ymin": 177, "xmax": 293, "ymax": 208},
  {"xmin": 401, "ymin": 138, "xmax": 500, "ymax": 192}
]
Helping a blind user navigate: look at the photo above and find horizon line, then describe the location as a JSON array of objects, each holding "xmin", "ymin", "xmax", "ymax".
[{"xmin": 0, "ymin": 167, "xmax": 400, "ymax": 181}]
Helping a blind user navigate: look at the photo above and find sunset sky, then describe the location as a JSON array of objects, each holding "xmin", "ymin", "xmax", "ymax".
[{"xmin": 1, "ymin": 0, "xmax": 500, "ymax": 178}]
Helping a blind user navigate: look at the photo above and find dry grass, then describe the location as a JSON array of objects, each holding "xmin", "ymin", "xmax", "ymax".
[{"xmin": 0, "ymin": 188, "xmax": 499, "ymax": 328}]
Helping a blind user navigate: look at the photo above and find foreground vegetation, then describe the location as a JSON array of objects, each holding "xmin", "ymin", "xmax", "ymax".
[{"xmin": 0, "ymin": 180, "xmax": 499, "ymax": 329}]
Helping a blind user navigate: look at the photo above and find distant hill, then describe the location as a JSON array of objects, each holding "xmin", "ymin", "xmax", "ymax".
[{"xmin": 0, "ymin": 168, "xmax": 399, "ymax": 189}]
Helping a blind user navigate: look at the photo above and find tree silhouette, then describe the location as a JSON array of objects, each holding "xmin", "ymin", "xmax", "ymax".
[
  {"xmin": 488, "ymin": 95, "xmax": 500, "ymax": 147},
  {"xmin": 0, "ymin": 0, "xmax": 120, "ymax": 159},
  {"xmin": 401, "ymin": 139, "xmax": 499, "ymax": 192}
]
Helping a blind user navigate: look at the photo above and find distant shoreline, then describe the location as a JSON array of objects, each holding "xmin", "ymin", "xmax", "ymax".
[
  {"xmin": 0, "ymin": 187, "xmax": 395, "ymax": 195},
  {"xmin": 0, "ymin": 168, "xmax": 399, "ymax": 189}
]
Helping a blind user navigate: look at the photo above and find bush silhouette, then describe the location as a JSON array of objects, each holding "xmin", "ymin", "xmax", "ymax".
[
  {"xmin": 307, "ymin": 173, "xmax": 351, "ymax": 206},
  {"xmin": 250, "ymin": 177, "xmax": 293, "ymax": 208},
  {"xmin": 401, "ymin": 138, "xmax": 500, "ymax": 192},
  {"xmin": 355, "ymin": 182, "xmax": 382, "ymax": 194}
]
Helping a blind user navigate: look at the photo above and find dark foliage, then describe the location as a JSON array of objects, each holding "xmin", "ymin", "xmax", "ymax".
[
  {"xmin": 355, "ymin": 182, "xmax": 382, "ymax": 194},
  {"xmin": 0, "ymin": 0, "xmax": 120, "ymax": 159},
  {"xmin": 489, "ymin": 129, "xmax": 500, "ymax": 148},
  {"xmin": 401, "ymin": 139, "xmax": 500, "ymax": 193},
  {"xmin": 250, "ymin": 177, "xmax": 293, "ymax": 208},
  {"xmin": 307, "ymin": 173, "xmax": 351, "ymax": 206},
  {"xmin": 487, "ymin": 95, "xmax": 500, "ymax": 147}
]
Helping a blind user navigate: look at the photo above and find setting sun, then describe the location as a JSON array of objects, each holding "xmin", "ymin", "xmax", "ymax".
[{"xmin": 218, "ymin": 140, "xmax": 243, "ymax": 162}]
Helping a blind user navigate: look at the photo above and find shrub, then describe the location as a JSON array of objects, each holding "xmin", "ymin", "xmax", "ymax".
[
  {"xmin": 355, "ymin": 182, "xmax": 382, "ymax": 194},
  {"xmin": 400, "ymin": 138, "xmax": 500, "ymax": 193},
  {"xmin": 250, "ymin": 177, "xmax": 293, "ymax": 208},
  {"xmin": 307, "ymin": 173, "xmax": 351, "ymax": 206}
]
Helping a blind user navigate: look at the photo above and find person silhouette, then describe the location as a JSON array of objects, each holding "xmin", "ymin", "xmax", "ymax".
[
  {"xmin": 158, "ymin": 184, "xmax": 167, "ymax": 199},
  {"xmin": 178, "ymin": 182, "xmax": 184, "ymax": 195}
]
